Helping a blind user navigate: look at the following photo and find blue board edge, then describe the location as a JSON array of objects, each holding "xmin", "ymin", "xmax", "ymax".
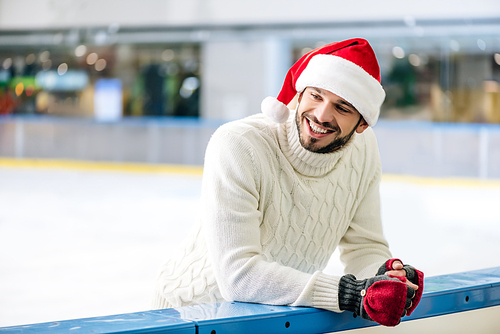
[{"xmin": 1, "ymin": 266, "xmax": 499, "ymax": 333}]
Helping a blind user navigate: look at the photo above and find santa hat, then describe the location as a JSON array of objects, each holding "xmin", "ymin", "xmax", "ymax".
[{"xmin": 261, "ymin": 38, "xmax": 385, "ymax": 126}]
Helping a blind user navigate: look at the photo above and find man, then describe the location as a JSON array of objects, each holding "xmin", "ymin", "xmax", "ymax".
[{"xmin": 152, "ymin": 38, "xmax": 423, "ymax": 327}]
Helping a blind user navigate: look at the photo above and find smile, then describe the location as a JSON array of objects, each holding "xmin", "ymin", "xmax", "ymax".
[
  {"xmin": 310, "ymin": 122, "xmax": 328, "ymax": 134},
  {"xmin": 306, "ymin": 118, "xmax": 334, "ymax": 136}
]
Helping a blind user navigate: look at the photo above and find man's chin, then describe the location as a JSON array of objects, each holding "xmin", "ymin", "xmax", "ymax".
[
  {"xmin": 299, "ymin": 132, "xmax": 353, "ymax": 154},
  {"xmin": 300, "ymin": 136, "xmax": 334, "ymax": 153}
]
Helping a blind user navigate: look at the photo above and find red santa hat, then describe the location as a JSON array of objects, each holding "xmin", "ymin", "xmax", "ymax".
[{"xmin": 261, "ymin": 38, "xmax": 385, "ymax": 126}]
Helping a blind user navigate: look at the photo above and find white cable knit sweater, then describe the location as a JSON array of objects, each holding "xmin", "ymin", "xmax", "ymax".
[{"xmin": 152, "ymin": 111, "xmax": 392, "ymax": 313}]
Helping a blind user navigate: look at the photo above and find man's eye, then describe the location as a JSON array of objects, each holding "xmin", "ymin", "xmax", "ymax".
[
  {"xmin": 338, "ymin": 107, "xmax": 351, "ymax": 114},
  {"xmin": 311, "ymin": 93, "xmax": 321, "ymax": 100}
]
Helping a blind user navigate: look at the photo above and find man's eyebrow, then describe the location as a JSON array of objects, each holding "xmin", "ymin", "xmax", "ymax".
[
  {"xmin": 311, "ymin": 87, "xmax": 323, "ymax": 94},
  {"xmin": 337, "ymin": 99, "xmax": 358, "ymax": 112}
]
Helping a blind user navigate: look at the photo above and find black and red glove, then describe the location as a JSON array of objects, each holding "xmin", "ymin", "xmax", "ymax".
[
  {"xmin": 338, "ymin": 274, "xmax": 415, "ymax": 327},
  {"xmin": 376, "ymin": 258, "xmax": 424, "ymax": 316}
]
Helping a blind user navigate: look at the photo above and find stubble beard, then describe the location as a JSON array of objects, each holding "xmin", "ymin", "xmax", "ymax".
[{"xmin": 295, "ymin": 111, "xmax": 361, "ymax": 154}]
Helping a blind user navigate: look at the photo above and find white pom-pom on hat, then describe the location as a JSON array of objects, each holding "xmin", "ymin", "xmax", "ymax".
[{"xmin": 261, "ymin": 96, "xmax": 290, "ymax": 124}]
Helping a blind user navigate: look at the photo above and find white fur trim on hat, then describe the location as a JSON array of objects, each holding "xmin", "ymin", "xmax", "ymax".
[
  {"xmin": 295, "ymin": 54, "xmax": 386, "ymax": 126},
  {"xmin": 261, "ymin": 96, "xmax": 290, "ymax": 123}
]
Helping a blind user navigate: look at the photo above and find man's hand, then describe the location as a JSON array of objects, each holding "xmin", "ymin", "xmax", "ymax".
[
  {"xmin": 376, "ymin": 258, "xmax": 424, "ymax": 316},
  {"xmin": 338, "ymin": 274, "xmax": 414, "ymax": 327},
  {"xmin": 383, "ymin": 260, "xmax": 419, "ymax": 292}
]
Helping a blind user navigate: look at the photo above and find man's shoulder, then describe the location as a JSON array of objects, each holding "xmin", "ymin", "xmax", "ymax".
[
  {"xmin": 205, "ymin": 114, "xmax": 279, "ymax": 169},
  {"xmin": 213, "ymin": 113, "xmax": 278, "ymax": 143},
  {"xmin": 350, "ymin": 127, "xmax": 381, "ymax": 166}
]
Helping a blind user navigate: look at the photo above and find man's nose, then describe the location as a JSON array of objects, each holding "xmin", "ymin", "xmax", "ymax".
[{"xmin": 314, "ymin": 103, "xmax": 334, "ymax": 124}]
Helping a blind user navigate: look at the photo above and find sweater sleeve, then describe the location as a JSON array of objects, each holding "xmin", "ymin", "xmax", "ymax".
[
  {"xmin": 201, "ymin": 126, "xmax": 342, "ymax": 312},
  {"xmin": 338, "ymin": 133, "xmax": 392, "ymax": 279}
]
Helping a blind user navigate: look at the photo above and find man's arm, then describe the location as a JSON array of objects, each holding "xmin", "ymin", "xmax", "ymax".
[
  {"xmin": 336, "ymin": 132, "xmax": 424, "ymax": 323},
  {"xmin": 338, "ymin": 162, "xmax": 392, "ymax": 279},
  {"xmin": 201, "ymin": 127, "xmax": 319, "ymax": 306}
]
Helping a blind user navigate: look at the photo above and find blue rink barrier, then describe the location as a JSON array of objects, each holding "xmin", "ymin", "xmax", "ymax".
[{"xmin": 1, "ymin": 267, "xmax": 500, "ymax": 333}]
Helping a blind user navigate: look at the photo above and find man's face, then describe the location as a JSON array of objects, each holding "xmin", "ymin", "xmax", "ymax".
[{"xmin": 295, "ymin": 87, "xmax": 368, "ymax": 154}]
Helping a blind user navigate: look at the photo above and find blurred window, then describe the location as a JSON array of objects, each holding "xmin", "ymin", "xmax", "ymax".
[
  {"xmin": 0, "ymin": 44, "xmax": 201, "ymax": 118},
  {"xmin": 293, "ymin": 36, "xmax": 500, "ymax": 124}
]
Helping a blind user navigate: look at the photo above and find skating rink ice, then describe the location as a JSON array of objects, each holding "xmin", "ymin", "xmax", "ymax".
[{"xmin": 1, "ymin": 161, "xmax": 500, "ymax": 327}]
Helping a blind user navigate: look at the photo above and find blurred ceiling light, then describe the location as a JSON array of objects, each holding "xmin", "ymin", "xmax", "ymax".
[
  {"xmin": 25, "ymin": 54, "xmax": 36, "ymax": 65},
  {"xmin": 75, "ymin": 45, "xmax": 87, "ymax": 57},
  {"xmin": 2, "ymin": 58, "xmax": 12, "ymax": 69},
  {"xmin": 36, "ymin": 92, "xmax": 49, "ymax": 111},
  {"xmin": 477, "ymin": 39, "xmax": 486, "ymax": 51},
  {"xmin": 409, "ymin": 54, "xmax": 421, "ymax": 67},
  {"xmin": 450, "ymin": 40, "xmax": 460, "ymax": 52},
  {"xmin": 179, "ymin": 77, "xmax": 199, "ymax": 99},
  {"xmin": 57, "ymin": 63, "xmax": 68, "ymax": 75},
  {"xmin": 161, "ymin": 49, "xmax": 175, "ymax": 62},
  {"xmin": 42, "ymin": 60, "xmax": 52, "ymax": 71},
  {"xmin": 495, "ymin": 53, "xmax": 500, "ymax": 66},
  {"xmin": 86, "ymin": 52, "xmax": 98, "ymax": 65},
  {"xmin": 95, "ymin": 59, "xmax": 107, "ymax": 71},
  {"xmin": 94, "ymin": 31, "xmax": 108, "ymax": 45},
  {"xmin": 183, "ymin": 77, "xmax": 199, "ymax": 91},
  {"xmin": 15, "ymin": 82, "xmax": 24, "ymax": 96},
  {"xmin": 39, "ymin": 51, "xmax": 50, "ymax": 62},
  {"xmin": 392, "ymin": 46, "xmax": 405, "ymax": 59}
]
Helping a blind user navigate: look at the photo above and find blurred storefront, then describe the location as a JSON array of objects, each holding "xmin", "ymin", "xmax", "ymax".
[
  {"xmin": 1, "ymin": 1, "xmax": 500, "ymax": 178},
  {"xmin": 0, "ymin": 41, "xmax": 201, "ymax": 118},
  {"xmin": 1, "ymin": 26, "xmax": 499, "ymax": 124},
  {"xmin": 294, "ymin": 35, "xmax": 500, "ymax": 124},
  {"xmin": 1, "ymin": 1, "xmax": 499, "ymax": 124}
]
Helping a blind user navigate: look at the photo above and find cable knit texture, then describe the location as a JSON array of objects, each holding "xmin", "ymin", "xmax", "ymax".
[{"xmin": 152, "ymin": 111, "xmax": 391, "ymax": 313}]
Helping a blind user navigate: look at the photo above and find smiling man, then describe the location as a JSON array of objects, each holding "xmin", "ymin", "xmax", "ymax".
[
  {"xmin": 295, "ymin": 87, "xmax": 367, "ymax": 153},
  {"xmin": 153, "ymin": 38, "xmax": 423, "ymax": 327}
]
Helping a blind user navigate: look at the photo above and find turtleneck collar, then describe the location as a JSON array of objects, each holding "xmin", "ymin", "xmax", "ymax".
[{"xmin": 277, "ymin": 110, "xmax": 356, "ymax": 177}]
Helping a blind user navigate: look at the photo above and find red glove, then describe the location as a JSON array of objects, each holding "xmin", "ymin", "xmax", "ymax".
[
  {"xmin": 339, "ymin": 274, "xmax": 415, "ymax": 326},
  {"xmin": 377, "ymin": 258, "xmax": 424, "ymax": 316}
]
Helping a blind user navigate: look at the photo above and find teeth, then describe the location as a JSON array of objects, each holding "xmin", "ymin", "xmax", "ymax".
[{"xmin": 309, "ymin": 122, "xmax": 328, "ymax": 134}]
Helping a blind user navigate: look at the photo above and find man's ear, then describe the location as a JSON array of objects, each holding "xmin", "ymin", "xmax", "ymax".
[{"xmin": 355, "ymin": 118, "xmax": 369, "ymax": 134}]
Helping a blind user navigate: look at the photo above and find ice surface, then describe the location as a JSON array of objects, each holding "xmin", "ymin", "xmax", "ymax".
[{"xmin": 1, "ymin": 167, "xmax": 499, "ymax": 327}]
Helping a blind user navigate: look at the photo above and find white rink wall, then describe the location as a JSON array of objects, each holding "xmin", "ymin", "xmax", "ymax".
[{"xmin": 0, "ymin": 164, "xmax": 500, "ymax": 327}]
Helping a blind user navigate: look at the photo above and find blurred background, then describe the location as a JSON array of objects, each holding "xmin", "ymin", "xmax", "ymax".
[
  {"xmin": 0, "ymin": 0, "xmax": 500, "ymax": 174},
  {"xmin": 0, "ymin": 0, "xmax": 500, "ymax": 329}
]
